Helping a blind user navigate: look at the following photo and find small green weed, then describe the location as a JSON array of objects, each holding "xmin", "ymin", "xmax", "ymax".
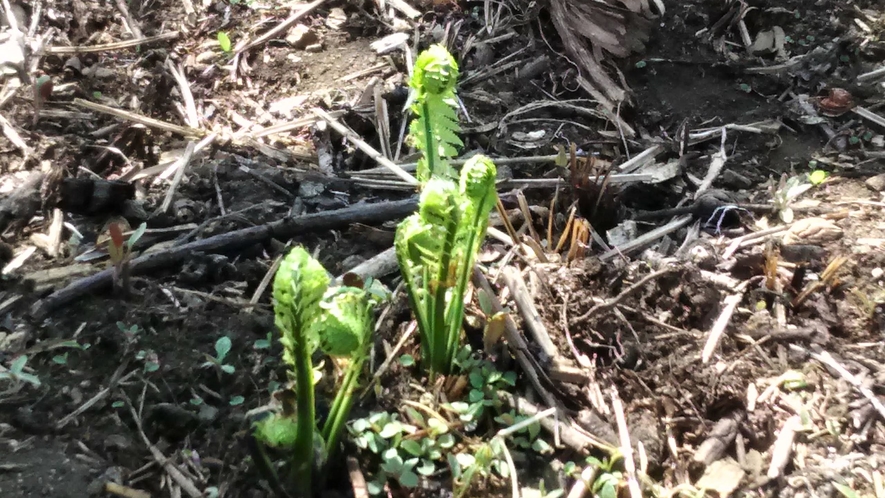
[
  {"xmin": 202, "ymin": 336, "xmax": 236, "ymax": 377},
  {"xmin": 0, "ymin": 355, "xmax": 41, "ymax": 387}
]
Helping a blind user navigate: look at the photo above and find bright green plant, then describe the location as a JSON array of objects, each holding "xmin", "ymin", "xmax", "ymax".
[
  {"xmin": 808, "ymin": 169, "xmax": 828, "ymax": 186},
  {"xmin": 217, "ymin": 32, "xmax": 232, "ymax": 53},
  {"xmin": 107, "ymin": 221, "xmax": 146, "ymax": 295},
  {"xmin": 450, "ymin": 404, "xmax": 556, "ymax": 498},
  {"xmin": 347, "ymin": 347, "xmax": 554, "ymax": 496},
  {"xmin": 409, "ymin": 44, "xmax": 463, "ymax": 182},
  {"xmin": 585, "ymin": 455, "xmax": 624, "ymax": 498},
  {"xmin": 398, "ymin": 44, "xmax": 498, "ymax": 376},
  {"xmin": 395, "ymin": 156, "xmax": 498, "ymax": 376},
  {"xmin": 445, "ymin": 345, "xmax": 516, "ymax": 430},
  {"xmin": 252, "ymin": 246, "xmax": 384, "ymax": 497}
]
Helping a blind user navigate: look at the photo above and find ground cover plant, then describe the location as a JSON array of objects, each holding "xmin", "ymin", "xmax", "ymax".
[{"xmin": 1, "ymin": 1, "xmax": 885, "ymax": 498}]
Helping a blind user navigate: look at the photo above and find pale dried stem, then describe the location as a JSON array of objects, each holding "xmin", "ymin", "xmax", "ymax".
[
  {"xmin": 611, "ymin": 389, "xmax": 642, "ymax": 498},
  {"xmin": 312, "ymin": 107, "xmax": 418, "ymax": 185},
  {"xmin": 114, "ymin": 0, "xmax": 144, "ymax": 39},
  {"xmin": 502, "ymin": 266, "xmax": 559, "ymax": 361},
  {"xmin": 47, "ymin": 31, "xmax": 179, "ymax": 54},
  {"xmin": 74, "ymin": 98, "xmax": 203, "ymax": 137},
  {"xmin": 790, "ymin": 344, "xmax": 885, "ymax": 421},
  {"xmin": 165, "ymin": 60, "xmax": 200, "ymax": 129},
  {"xmin": 125, "ymin": 401, "xmax": 202, "ymax": 497},
  {"xmin": 157, "ymin": 141, "xmax": 197, "ymax": 213},
  {"xmin": 234, "ymin": 0, "xmax": 326, "ymax": 55},
  {"xmin": 767, "ymin": 415, "xmax": 801, "ymax": 479},
  {"xmin": 701, "ymin": 278, "xmax": 758, "ymax": 363}
]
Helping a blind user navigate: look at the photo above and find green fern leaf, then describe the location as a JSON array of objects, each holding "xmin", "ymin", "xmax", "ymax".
[
  {"xmin": 409, "ymin": 45, "xmax": 462, "ymax": 182},
  {"xmin": 272, "ymin": 247, "xmax": 330, "ymax": 368}
]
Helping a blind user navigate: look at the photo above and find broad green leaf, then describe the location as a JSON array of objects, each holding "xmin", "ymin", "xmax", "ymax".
[
  {"xmin": 532, "ymin": 438, "xmax": 553, "ymax": 454},
  {"xmin": 351, "ymin": 418, "xmax": 370, "ymax": 433},
  {"xmin": 398, "ymin": 470, "xmax": 419, "ymax": 488},
  {"xmin": 217, "ymin": 32, "xmax": 232, "ymax": 52},
  {"xmin": 400, "ymin": 439, "xmax": 423, "ymax": 456},
  {"xmin": 417, "ymin": 459, "xmax": 435, "ymax": 476},
  {"xmin": 11, "ymin": 355, "xmax": 28, "ymax": 373},
  {"xmin": 379, "ymin": 421, "xmax": 404, "ymax": 439},
  {"xmin": 833, "ymin": 483, "xmax": 859, "ymax": 498},
  {"xmin": 438, "ymin": 433, "xmax": 455, "ymax": 448},
  {"xmin": 215, "ymin": 336, "xmax": 232, "ymax": 359},
  {"xmin": 367, "ymin": 480, "xmax": 384, "ymax": 495},
  {"xmin": 808, "ymin": 170, "xmax": 828, "ymax": 185},
  {"xmin": 448, "ymin": 453, "xmax": 462, "ymax": 479},
  {"xmin": 128, "ymin": 222, "xmax": 147, "ymax": 248}
]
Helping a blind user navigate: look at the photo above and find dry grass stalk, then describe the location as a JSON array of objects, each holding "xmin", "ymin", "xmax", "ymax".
[{"xmin": 548, "ymin": 0, "xmax": 653, "ymax": 110}]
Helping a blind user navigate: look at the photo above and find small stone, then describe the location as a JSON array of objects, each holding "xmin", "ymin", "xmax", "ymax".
[
  {"xmin": 298, "ymin": 181, "xmax": 325, "ymax": 198},
  {"xmin": 872, "ymin": 267, "xmax": 884, "ymax": 279},
  {"xmin": 198, "ymin": 403, "xmax": 219, "ymax": 423},
  {"xmin": 324, "ymin": 7, "xmax": 347, "ymax": 30},
  {"xmin": 64, "ymin": 56, "xmax": 82, "ymax": 74},
  {"xmin": 866, "ymin": 173, "xmax": 885, "ymax": 192},
  {"xmin": 285, "ymin": 24, "xmax": 318, "ymax": 49},
  {"xmin": 103, "ymin": 434, "xmax": 132, "ymax": 451}
]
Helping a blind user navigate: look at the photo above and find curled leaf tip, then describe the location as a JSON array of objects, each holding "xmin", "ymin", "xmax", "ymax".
[
  {"xmin": 460, "ymin": 155, "xmax": 497, "ymax": 200},
  {"xmin": 253, "ymin": 413, "xmax": 300, "ymax": 448},
  {"xmin": 419, "ymin": 178, "xmax": 458, "ymax": 223},
  {"xmin": 411, "ymin": 44, "xmax": 459, "ymax": 95},
  {"xmin": 315, "ymin": 290, "xmax": 370, "ymax": 357},
  {"xmin": 272, "ymin": 247, "xmax": 331, "ymax": 362}
]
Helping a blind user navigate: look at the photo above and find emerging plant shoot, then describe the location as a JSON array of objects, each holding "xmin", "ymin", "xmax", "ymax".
[
  {"xmin": 395, "ymin": 156, "xmax": 498, "ymax": 376},
  {"xmin": 409, "ymin": 44, "xmax": 463, "ymax": 182},
  {"xmin": 254, "ymin": 247, "xmax": 382, "ymax": 497},
  {"xmin": 397, "ymin": 44, "xmax": 499, "ymax": 376}
]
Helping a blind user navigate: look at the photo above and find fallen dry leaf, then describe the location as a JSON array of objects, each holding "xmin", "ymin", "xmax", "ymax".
[{"xmin": 782, "ymin": 217, "xmax": 843, "ymax": 245}]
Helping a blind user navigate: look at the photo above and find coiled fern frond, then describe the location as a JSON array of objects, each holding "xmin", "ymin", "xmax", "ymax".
[
  {"xmin": 256, "ymin": 247, "xmax": 384, "ymax": 495},
  {"xmin": 409, "ymin": 44, "xmax": 463, "ymax": 182},
  {"xmin": 395, "ymin": 156, "xmax": 497, "ymax": 375}
]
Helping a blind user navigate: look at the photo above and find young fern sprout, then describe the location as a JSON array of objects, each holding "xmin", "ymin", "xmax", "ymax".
[
  {"xmin": 396, "ymin": 156, "xmax": 498, "ymax": 376},
  {"xmin": 254, "ymin": 246, "xmax": 381, "ymax": 497},
  {"xmin": 397, "ymin": 44, "xmax": 499, "ymax": 376},
  {"xmin": 409, "ymin": 44, "xmax": 462, "ymax": 182}
]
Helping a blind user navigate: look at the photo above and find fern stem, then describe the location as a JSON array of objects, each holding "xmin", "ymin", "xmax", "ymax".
[
  {"xmin": 321, "ymin": 351, "xmax": 365, "ymax": 463},
  {"xmin": 430, "ymin": 215, "xmax": 460, "ymax": 374},
  {"xmin": 421, "ymin": 100, "xmax": 436, "ymax": 178},
  {"xmin": 446, "ymin": 196, "xmax": 493, "ymax": 366},
  {"xmin": 292, "ymin": 334, "xmax": 315, "ymax": 497},
  {"xmin": 396, "ymin": 250, "xmax": 432, "ymax": 366}
]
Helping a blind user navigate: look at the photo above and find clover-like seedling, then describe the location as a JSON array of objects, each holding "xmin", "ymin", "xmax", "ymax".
[
  {"xmin": 380, "ymin": 448, "xmax": 420, "ymax": 488},
  {"xmin": 202, "ymin": 336, "xmax": 235, "ymax": 377},
  {"xmin": 0, "ymin": 355, "xmax": 41, "ymax": 388},
  {"xmin": 117, "ymin": 321, "xmax": 140, "ymax": 347},
  {"xmin": 350, "ymin": 407, "xmax": 457, "ymax": 494}
]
